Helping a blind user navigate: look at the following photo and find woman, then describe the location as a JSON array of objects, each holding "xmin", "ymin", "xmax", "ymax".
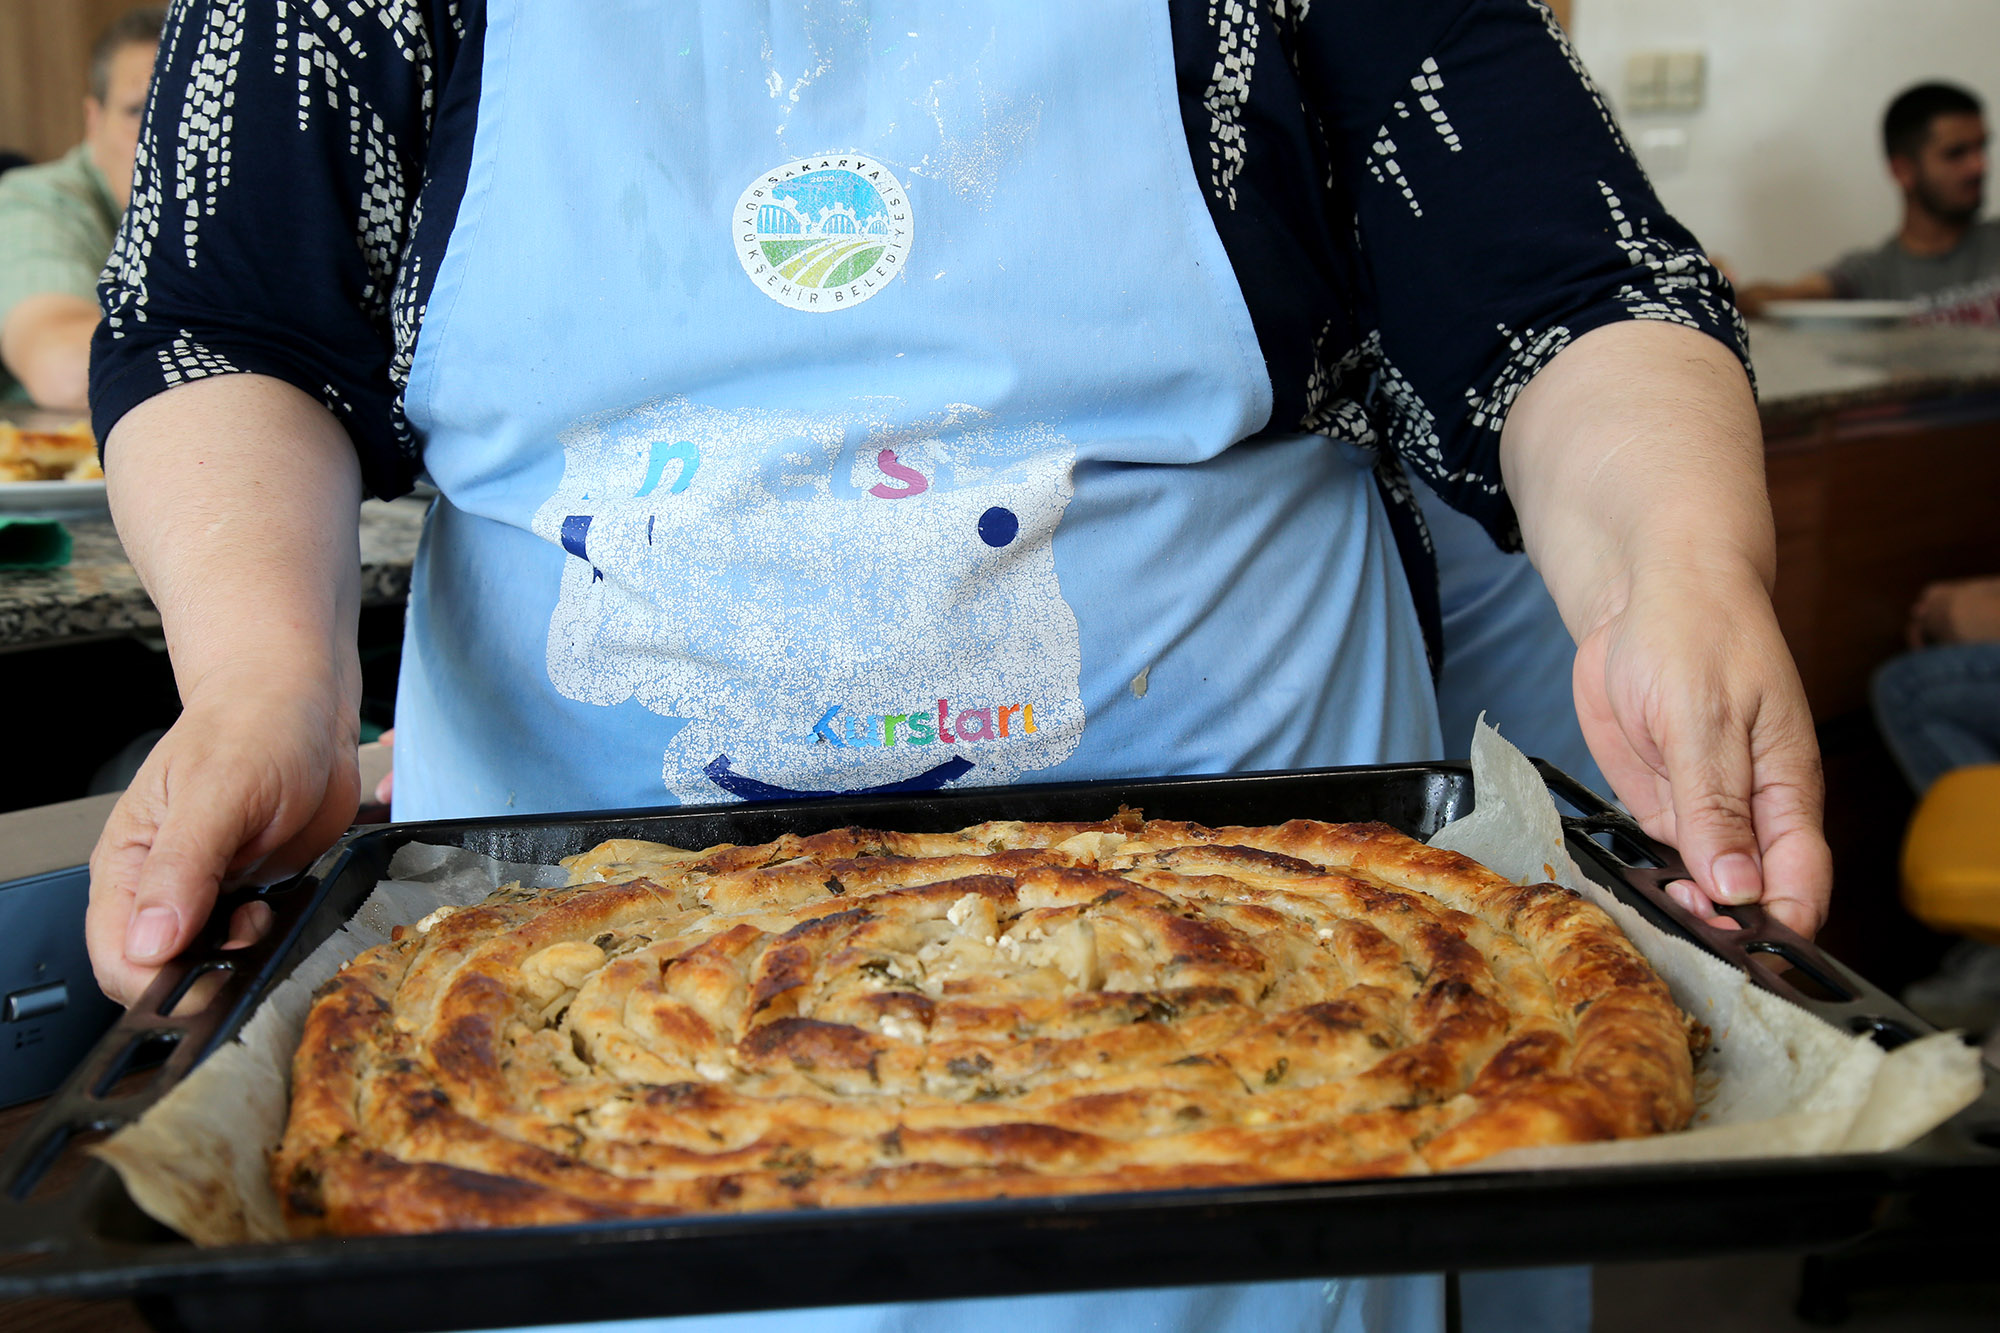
[{"xmin": 85, "ymin": 3, "xmax": 1829, "ymax": 1329}]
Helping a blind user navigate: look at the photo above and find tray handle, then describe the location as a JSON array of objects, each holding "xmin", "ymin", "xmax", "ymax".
[
  {"xmin": 0, "ymin": 841, "xmax": 355, "ymax": 1251},
  {"xmin": 1533, "ymin": 760, "xmax": 1931, "ymax": 1049}
]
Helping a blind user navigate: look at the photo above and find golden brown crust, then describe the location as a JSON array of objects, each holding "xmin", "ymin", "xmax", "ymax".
[
  {"xmin": 273, "ymin": 814, "xmax": 1694, "ymax": 1234},
  {"xmin": 0, "ymin": 420, "xmax": 96, "ymax": 481}
]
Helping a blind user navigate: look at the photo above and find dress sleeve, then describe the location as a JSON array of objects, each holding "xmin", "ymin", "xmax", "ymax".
[
  {"xmin": 90, "ymin": 0, "xmax": 470, "ymax": 498},
  {"xmin": 1293, "ymin": 0, "xmax": 1750, "ymax": 549}
]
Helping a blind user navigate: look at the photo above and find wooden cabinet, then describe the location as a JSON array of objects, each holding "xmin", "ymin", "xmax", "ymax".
[
  {"xmin": 1766, "ymin": 401, "xmax": 2000, "ymax": 721},
  {"xmin": 0, "ymin": 0, "xmax": 148, "ymax": 164}
]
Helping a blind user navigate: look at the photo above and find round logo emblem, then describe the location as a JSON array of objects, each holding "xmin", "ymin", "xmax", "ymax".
[{"xmin": 734, "ymin": 154, "xmax": 913, "ymax": 313}]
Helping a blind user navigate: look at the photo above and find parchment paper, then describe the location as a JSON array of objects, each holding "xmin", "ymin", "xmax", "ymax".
[
  {"xmin": 93, "ymin": 727, "xmax": 1985, "ymax": 1245},
  {"xmin": 93, "ymin": 846, "xmax": 568, "ymax": 1245},
  {"xmin": 1433, "ymin": 719, "xmax": 1983, "ymax": 1168}
]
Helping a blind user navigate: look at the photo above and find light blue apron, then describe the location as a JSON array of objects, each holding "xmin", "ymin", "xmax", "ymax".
[
  {"xmin": 1417, "ymin": 486, "xmax": 1605, "ymax": 794},
  {"xmin": 398, "ymin": 3, "xmax": 1445, "ymax": 1328}
]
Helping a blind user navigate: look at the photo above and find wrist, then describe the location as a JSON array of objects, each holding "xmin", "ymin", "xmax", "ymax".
[
  {"xmin": 177, "ymin": 651, "xmax": 362, "ymax": 738},
  {"xmin": 1573, "ymin": 540, "xmax": 1778, "ymax": 644}
]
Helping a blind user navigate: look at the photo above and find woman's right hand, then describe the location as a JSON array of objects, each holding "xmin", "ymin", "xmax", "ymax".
[
  {"xmin": 86, "ymin": 665, "xmax": 361, "ymax": 1007},
  {"xmin": 88, "ymin": 373, "xmax": 370, "ymax": 1007}
]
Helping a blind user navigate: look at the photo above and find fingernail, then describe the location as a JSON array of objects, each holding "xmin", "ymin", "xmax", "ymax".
[
  {"xmin": 1711, "ymin": 852, "xmax": 1762, "ymax": 905},
  {"xmin": 1668, "ymin": 881, "xmax": 1705, "ymax": 916},
  {"xmin": 126, "ymin": 906, "xmax": 180, "ymax": 962}
]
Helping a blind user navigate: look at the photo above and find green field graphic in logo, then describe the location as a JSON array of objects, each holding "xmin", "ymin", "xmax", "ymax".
[{"xmin": 735, "ymin": 155, "xmax": 913, "ymax": 312}]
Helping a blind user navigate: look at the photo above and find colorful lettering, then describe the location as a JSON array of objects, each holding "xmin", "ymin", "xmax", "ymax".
[
  {"xmin": 801, "ymin": 700, "xmax": 1041, "ymax": 748},
  {"xmin": 868, "ymin": 449, "xmax": 929, "ymax": 500}
]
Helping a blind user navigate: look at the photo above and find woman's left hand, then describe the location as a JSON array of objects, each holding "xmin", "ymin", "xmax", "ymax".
[
  {"xmin": 1572, "ymin": 559, "xmax": 1831, "ymax": 938},
  {"xmin": 1500, "ymin": 320, "xmax": 1832, "ymax": 939}
]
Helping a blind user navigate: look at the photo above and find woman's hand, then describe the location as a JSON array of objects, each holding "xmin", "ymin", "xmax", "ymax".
[
  {"xmin": 1501, "ymin": 320, "xmax": 1833, "ymax": 938},
  {"xmin": 88, "ymin": 373, "xmax": 367, "ymax": 1005},
  {"xmin": 1573, "ymin": 560, "xmax": 1830, "ymax": 938},
  {"xmin": 86, "ymin": 666, "xmax": 360, "ymax": 1006}
]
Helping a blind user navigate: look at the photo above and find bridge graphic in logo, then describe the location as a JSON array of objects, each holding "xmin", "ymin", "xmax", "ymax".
[{"xmin": 735, "ymin": 155, "xmax": 912, "ymax": 312}]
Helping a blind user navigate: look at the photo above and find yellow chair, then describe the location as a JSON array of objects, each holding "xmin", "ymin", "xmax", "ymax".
[{"xmin": 1902, "ymin": 764, "xmax": 2000, "ymax": 945}]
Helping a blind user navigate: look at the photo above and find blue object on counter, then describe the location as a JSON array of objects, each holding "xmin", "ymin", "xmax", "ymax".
[{"xmin": 0, "ymin": 865, "xmax": 122, "ymax": 1108}]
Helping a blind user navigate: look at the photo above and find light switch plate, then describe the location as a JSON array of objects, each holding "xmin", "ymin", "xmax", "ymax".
[{"xmin": 1625, "ymin": 49, "xmax": 1705, "ymax": 114}]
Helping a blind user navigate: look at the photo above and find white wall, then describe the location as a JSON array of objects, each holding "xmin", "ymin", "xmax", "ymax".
[{"xmin": 1571, "ymin": 0, "xmax": 2000, "ymax": 282}]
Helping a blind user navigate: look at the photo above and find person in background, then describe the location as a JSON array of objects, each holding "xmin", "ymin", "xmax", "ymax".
[
  {"xmin": 0, "ymin": 6, "xmax": 164, "ymax": 409},
  {"xmin": 1874, "ymin": 574, "xmax": 2000, "ymax": 796},
  {"xmin": 1735, "ymin": 82, "xmax": 1997, "ymax": 315},
  {"xmin": 1873, "ymin": 574, "xmax": 2000, "ymax": 1034}
]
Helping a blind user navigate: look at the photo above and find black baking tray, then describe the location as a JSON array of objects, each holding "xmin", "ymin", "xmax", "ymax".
[{"xmin": 2, "ymin": 762, "xmax": 1998, "ymax": 1332}]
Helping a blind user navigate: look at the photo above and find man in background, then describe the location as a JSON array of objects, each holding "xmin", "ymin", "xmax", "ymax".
[
  {"xmin": 0, "ymin": 7, "xmax": 164, "ymax": 410},
  {"xmin": 1737, "ymin": 82, "xmax": 1997, "ymax": 313}
]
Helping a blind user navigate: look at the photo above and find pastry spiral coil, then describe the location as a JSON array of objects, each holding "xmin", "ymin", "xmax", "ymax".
[{"xmin": 275, "ymin": 813, "xmax": 1695, "ymax": 1234}]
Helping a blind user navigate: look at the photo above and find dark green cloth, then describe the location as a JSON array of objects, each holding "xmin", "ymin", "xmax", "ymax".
[{"xmin": 0, "ymin": 517, "xmax": 73, "ymax": 569}]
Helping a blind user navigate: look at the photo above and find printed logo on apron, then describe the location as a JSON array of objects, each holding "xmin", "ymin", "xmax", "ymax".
[
  {"xmin": 734, "ymin": 155, "xmax": 913, "ymax": 312},
  {"xmin": 532, "ymin": 397, "xmax": 1086, "ymax": 804}
]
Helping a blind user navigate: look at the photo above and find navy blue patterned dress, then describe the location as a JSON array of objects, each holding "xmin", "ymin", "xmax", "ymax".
[{"xmin": 93, "ymin": 0, "xmax": 1747, "ymax": 666}]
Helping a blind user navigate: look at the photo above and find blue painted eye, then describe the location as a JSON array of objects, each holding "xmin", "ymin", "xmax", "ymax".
[{"xmin": 978, "ymin": 506, "xmax": 1019, "ymax": 548}]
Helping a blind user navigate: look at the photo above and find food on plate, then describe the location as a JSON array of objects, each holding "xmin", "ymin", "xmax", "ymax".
[
  {"xmin": 274, "ymin": 812, "xmax": 1697, "ymax": 1235},
  {"xmin": 0, "ymin": 419, "xmax": 100, "ymax": 481}
]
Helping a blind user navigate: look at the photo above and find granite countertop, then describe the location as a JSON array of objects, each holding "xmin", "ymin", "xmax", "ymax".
[
  {"xmin": 4, "ymin": 322, "xmax": 1989, "ymax": 650},
  {"xmin": 0, "ymin": 496, "xmax": 427, "ymax": 649},
  {"xmin": 1750, "ymin": 320, "xmax": 2000, "ymax": 432}
]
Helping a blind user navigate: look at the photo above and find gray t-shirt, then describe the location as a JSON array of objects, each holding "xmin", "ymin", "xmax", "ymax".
[{"xmin": 1825, "ymin": 217, "xmax": 2000, "ymax": 300}]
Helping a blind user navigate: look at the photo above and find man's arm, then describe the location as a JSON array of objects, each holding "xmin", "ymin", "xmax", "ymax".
[
  {"xmin": 1502, "ymin": 319, "xmax": 1831, "ymax": 937},
  {"xmin": 0, "ymin": 292, "xmax": 97, "ymax": 410},
  {"xmin": 86, "ymin": 372, "xmax": 364, "ymax": 1005},
  {"xmin": 1910, "ymin": 575, "xmax": 2000, "ymax": 646},
  {"xmin": 1733, "ymin": 271, "xmax": 1837, "ymax": 319}
]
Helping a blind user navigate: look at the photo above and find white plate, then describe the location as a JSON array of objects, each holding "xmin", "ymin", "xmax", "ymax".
[
  {"xmin": 0, "ymin": 478, "xmax": 108, "ymax": 518},
  {"xmin": 1761, "ymin": 299, "xmax": 1919, "ymax": 327}
]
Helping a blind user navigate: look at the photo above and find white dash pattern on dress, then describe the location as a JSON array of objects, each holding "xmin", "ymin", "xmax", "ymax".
[
  {"xmin": 1412, "ymin": 58, "xmax": 1462, "ymax": 152},
  {"xmin": 177, "ymin": 0, "xmax": 245, "ymax": 270},
  {"xmin": 158, "ymin": 332, "xmax": 241, "ymax": 386},
  {"xmin": 1203, "ymin": 0, "xmax": 1261, "ymax": 209}
]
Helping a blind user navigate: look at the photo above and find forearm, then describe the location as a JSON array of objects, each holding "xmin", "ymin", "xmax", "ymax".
[
  {"xmin": 1733, "ymin": 272, "xmax": 1835, "ymax": 318},
  {"xmin": 0, "ymin": 293, "xmax": 99, "ymax": 411},
  {"xmin": 106, "ymin": 373, "xmax": 363, "ymax": 716},
  {"xmin": 1501, "ymin": 320, "xmax": 1770, "ymax": 638},
  {"xmin": 89, "ymin": 373, "xmax": 367, "ymax": 1002},
  {"xmin": 1497, "ymin": 319, "xmax": 1828, "ymax": 935}
]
